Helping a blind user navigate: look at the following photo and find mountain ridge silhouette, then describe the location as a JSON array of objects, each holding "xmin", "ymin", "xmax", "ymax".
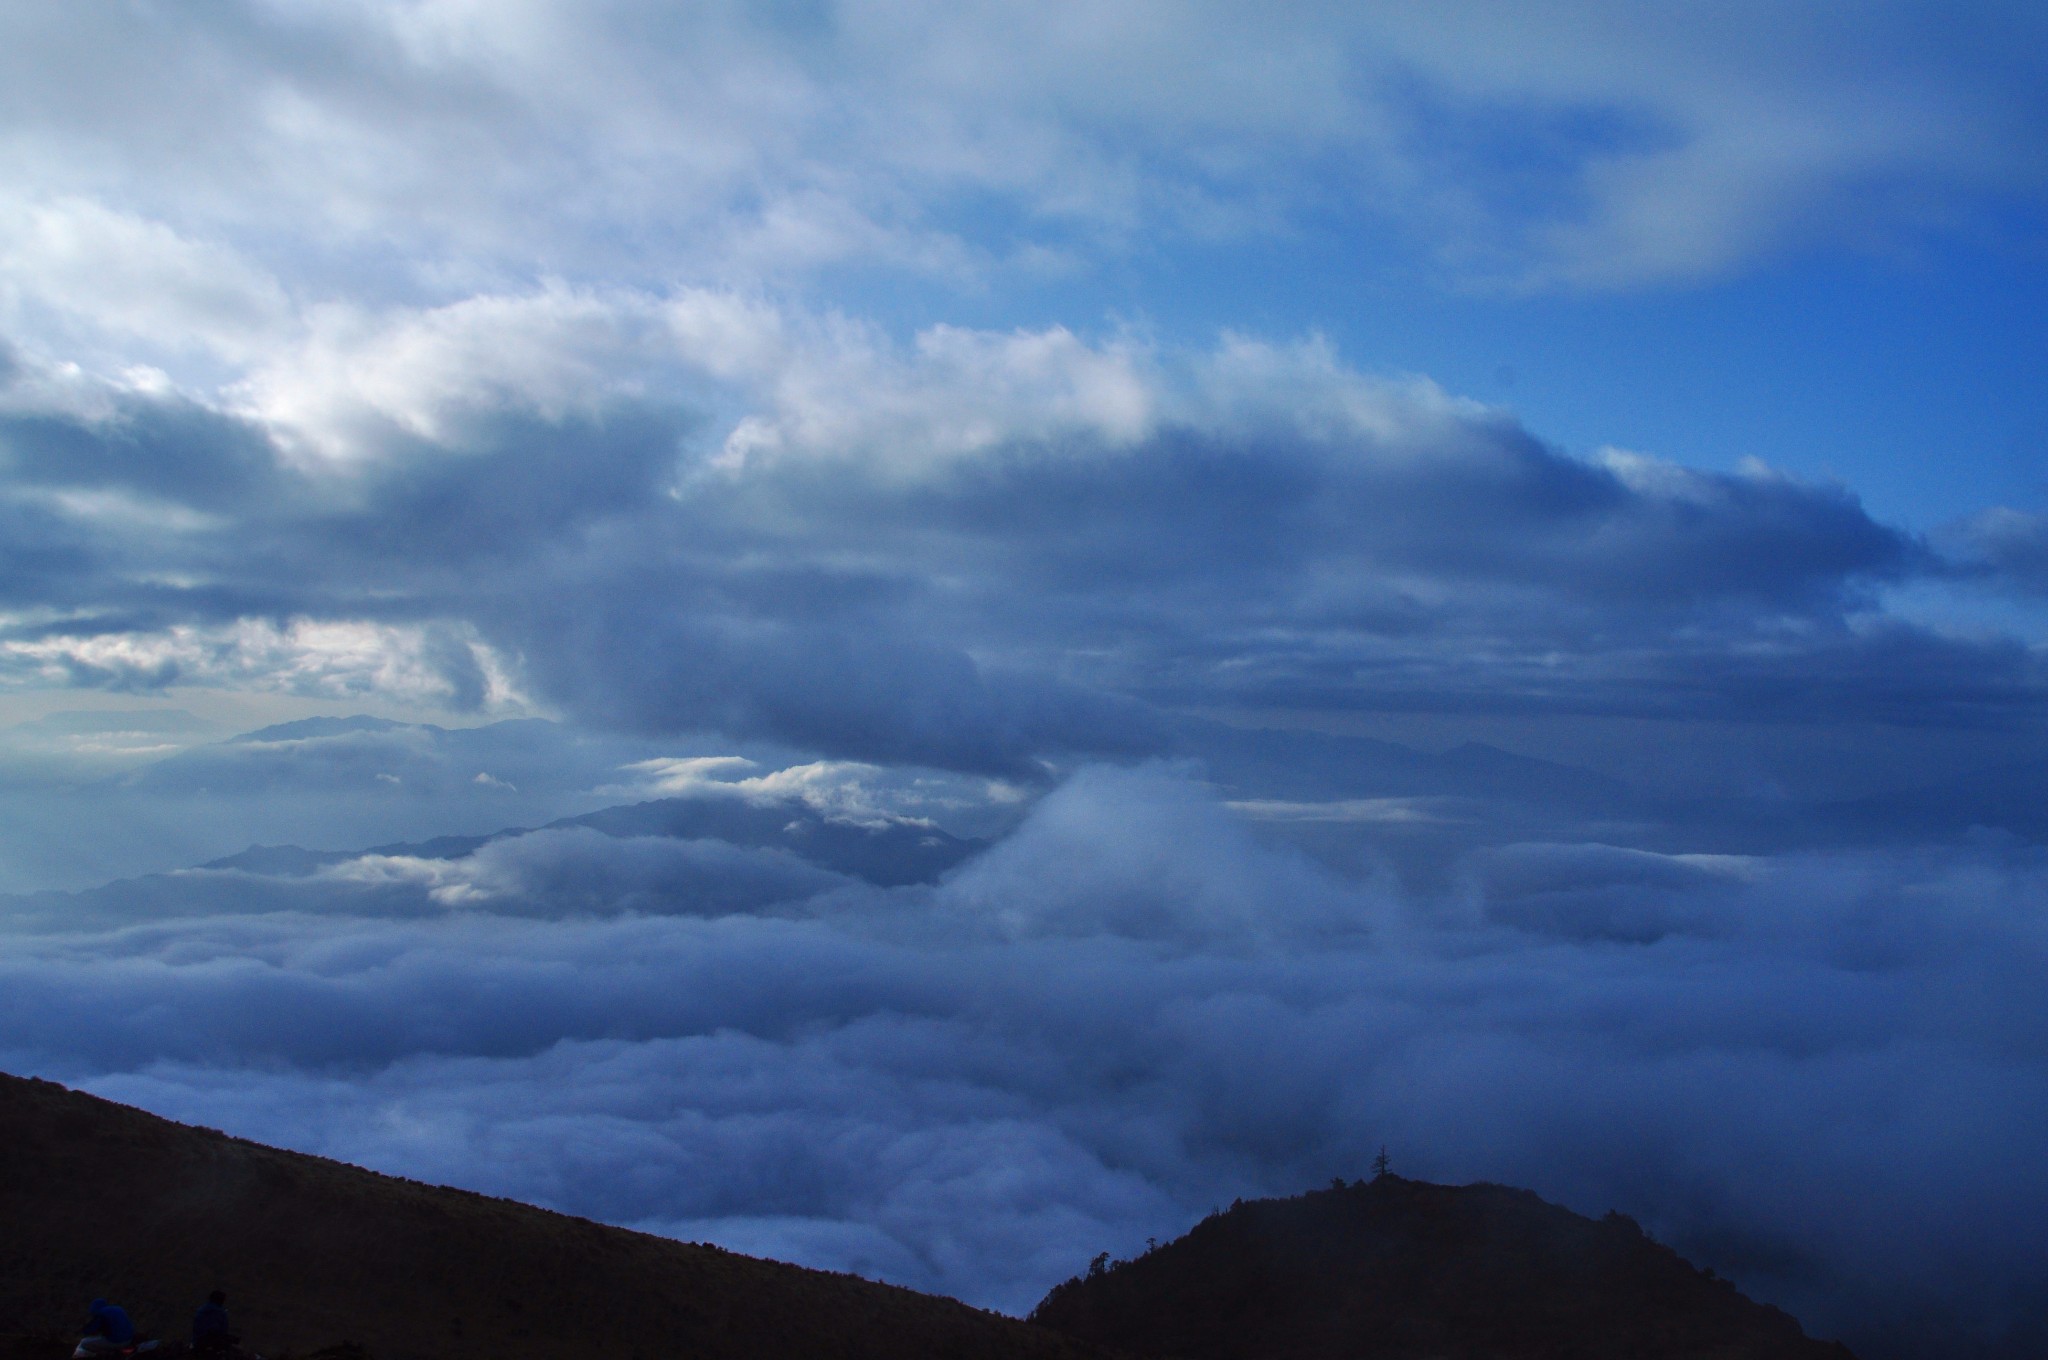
[
  {"xmin": 1030, "ymin": 1173, "xmax": 1855, "ymax": 1360},
  {"xmin": 1, "ymin": 1073, "xmax": 1859, "ymax": 1360},
  {"xmin": 0, "ymin": 1072, "xmax": 1100, "ymax": 1360}
]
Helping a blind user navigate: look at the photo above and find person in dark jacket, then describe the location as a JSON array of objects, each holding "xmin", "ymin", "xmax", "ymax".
[
  {"xmin": 79, "ymin": 1298, "xmax": 136, "ymax": 1355},
  {"xmin": 192, "ymin": 1291, "xmax": 236, "ymax": 1356}
]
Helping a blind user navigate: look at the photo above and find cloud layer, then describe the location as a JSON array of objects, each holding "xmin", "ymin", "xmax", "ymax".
[
  {"xmin": 3, "ymin": 0, "xmax": 2042, "ymax": 326},
  {"xmin": 12, "ymin": 305, "xmax": 2034, "ymax": 787},
  {"xmin": 4, "ymin": 763, "xmax": 2045, "ymax": 1359}
]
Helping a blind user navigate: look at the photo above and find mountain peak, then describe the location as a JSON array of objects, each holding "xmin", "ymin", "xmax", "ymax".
[
  {"xmin": 1031, "ymin": 1175, "xmax": 1853, "ymax": 1360},
  {"xmin": 228, "ymin": 715, "xmax": 412, "ymax": 744}
]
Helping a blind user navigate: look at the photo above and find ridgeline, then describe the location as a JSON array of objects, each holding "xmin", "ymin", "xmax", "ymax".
[
  {"xmin": 2, "ymin": 1072, "xmax": 1857, "ymax": 1360},
  {"xmin": 1031, "ymin": 1173, "xmax": 1854, "ymax": 1360},
  {"xmin": 0, "ymin": 1072, "xmax": 1101, "ymax": 1360}
]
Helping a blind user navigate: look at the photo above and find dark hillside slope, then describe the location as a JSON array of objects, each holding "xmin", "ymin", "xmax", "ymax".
[
  {"xmin": 0, "ymin": 1073, "xmax": 1101, "ymax": 1360},
  {"xmin": 1031, "ymin": 1176, "xmax": 1852, "ymax": 1360}
]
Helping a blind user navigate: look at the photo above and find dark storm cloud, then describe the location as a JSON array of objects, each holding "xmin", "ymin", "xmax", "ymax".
[
  {"xmin": 0, "ymin": 496, "xmax": 102, "ymax": 609},
  {"xmin": 0, "ymin": 387, "xmax": 280, "ymax": 511},
  {"xmin": 297, "ymin": 409, "xmax": 688, "ymax": 576},
  {"xmin": 730, "ymin": 417, "xmax": 1963, "ymax": 732},
  {"xmin": 418, "ymin": 409, "xmax": 1943, "ymax": 748},
  {"xmin": 4, "ymin": 765, "xmax": 2045, "ymax": 1358},
  {"xmin": 508, "ymin": 594, "xmax": 1164, "ymax": 774},
  {"xmin": 3, "ymin": 340, "xmax": 1987, "ymax": 773},
  {"xmin": 703, "ymin": 415, "xmax": 1917, "ymax": 616}
]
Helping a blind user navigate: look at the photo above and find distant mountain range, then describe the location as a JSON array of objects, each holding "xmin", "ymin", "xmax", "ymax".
[
  {"xmin": 1177, "ymin": 715, "xmax": 2048, "ymax": 867},
  {"xmin": 201, "ymin": 789, "xmax": 985, "ymax": 888},
  {"xmin": 9, "ymin": 707, "xmax": 2042, "ymax": 902},
  {"xmin": 3, "ymin": 1074, "xmax": 1853, "ymax": 1360}
]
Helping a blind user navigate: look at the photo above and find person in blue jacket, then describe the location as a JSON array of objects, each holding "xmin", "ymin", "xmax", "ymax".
[
  {"xmin": 192, "ymin": 1290, "xmax": 237, "ymax": 1356},
  {"xmin": 79, "ymin": 1298, "xmax": 136, "ymax": 1355}
]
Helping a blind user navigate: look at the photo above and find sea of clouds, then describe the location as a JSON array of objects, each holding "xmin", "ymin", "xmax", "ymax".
[{"xmin": 5, "ymin": 755, "xmax": 2045, "ymax": 1360}]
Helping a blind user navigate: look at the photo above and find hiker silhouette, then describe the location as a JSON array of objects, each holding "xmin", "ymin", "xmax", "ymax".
[
  {"xmin": 78, "ymin": 1298, "xmax": 136, "ymax": 1356},
  {"xmin": 192, "ymin": 1290, "xmax": 239, "ymax": 1356}
]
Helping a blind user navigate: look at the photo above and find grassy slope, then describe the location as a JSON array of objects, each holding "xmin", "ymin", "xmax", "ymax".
[{"xmin": 0, "ymin": 1072, "xmax": 1103, "ymax": 1360}]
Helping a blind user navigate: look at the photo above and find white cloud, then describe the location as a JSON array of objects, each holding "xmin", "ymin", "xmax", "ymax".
[
  {"xmin": 0, "ymin": 616, "xmax": 529, "ymax": 712},
  {"xmin": 713, "ymin": 320, "xmax": 1158, "ymax": 473},
  {"xmin": 226, "ymin": 283, "xmax": 1148, "ymax": 478},
  {"xmin": 236, "ymin": 284, "xmax": 690, "ymax": 468},
  {"xmin": 615, "ymin": 755, "xmax": 1026, "ymax": 833},
  {"xmin": 0, "ymin": 0, "xmax": 2034, "ymax": 350},
  {"xmin": 0, "ymin": 195, "xmax": 292, "ymax": 365}
]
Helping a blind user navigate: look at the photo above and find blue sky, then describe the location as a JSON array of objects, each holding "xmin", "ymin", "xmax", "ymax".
[
  {"xmin": 3, "ymin": 6, "xmax": 2047, "ymax": 1357},
  {"xmin": 864, "ymin": 226, "xmax": 2048, "ymax": 525}
]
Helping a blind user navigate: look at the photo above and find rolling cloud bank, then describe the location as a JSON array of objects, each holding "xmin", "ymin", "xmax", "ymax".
[
  {"xmin": 2, "ymin": 5, "xmax": 2046, "ymax": 1360},
  {"xmin": 6, "ymin": 722, "xmax": 2048, "ymax": 1360}
]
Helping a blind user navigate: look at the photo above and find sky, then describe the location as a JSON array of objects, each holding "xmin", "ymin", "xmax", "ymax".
[{"xmin": 2, "ymin": 4, "xmax": 2046, "ymax": 1357}]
